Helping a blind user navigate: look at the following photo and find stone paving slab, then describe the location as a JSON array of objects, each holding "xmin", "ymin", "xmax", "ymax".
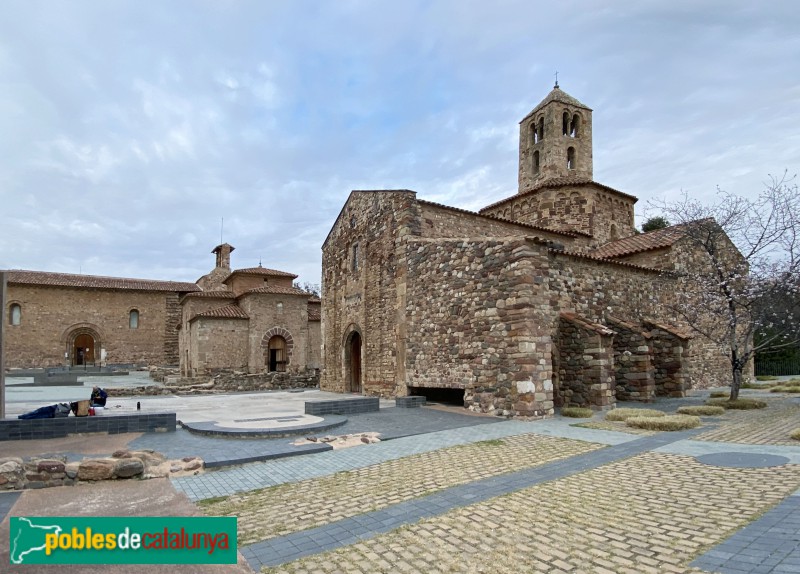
[
  {"xmin": 691, "ymin": 490, "xmax": 800, "ymax": 574},
  {"xmin": 0, "ymin": 491, "xmax": 21, "ymax": 522}
]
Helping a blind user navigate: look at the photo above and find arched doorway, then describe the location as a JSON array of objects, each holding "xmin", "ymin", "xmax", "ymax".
[
  {"xmin": 346, "ymin": 331, "xmax": 362, "ymax": 393},
  {"xmin": 267, "ymin": 335, "xmax": 287, "ymax": 372},
  {"xmin": 74, "ymin": 333, "xmax": 95, "ymax": 366}
]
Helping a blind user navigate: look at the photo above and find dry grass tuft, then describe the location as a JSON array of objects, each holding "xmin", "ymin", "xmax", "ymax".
[
  {"xmin": 755, "ymin": 375, "xmax": 778, "ymax": 381},
  {"xmin": 705, "ymin": 398, "xmax": 767, "ymax": 410},
  {"xmin": 626, "ymin": 414, "xmax": 701, "ymax": 431},
  {"xmin": 606, "ymin": 408, "xmax": 665, "ymax": 422},
  {"xmin": 790, "ymin": 428, "xmax": 800, "ymax": 441},
  {"xmin": 561, "ymin": 407, "xmax": 594, "ymax": 418},
  {"xmin": 709, "ymin": 391, "xmax": 730, "ymax": 398},
  {"xmin": 676, "ymin": 405, "xmax": 726, "ymax": 416},
  {"xmin": 770, "ymin": 386, "xmax": 800, "ymax": 393}
]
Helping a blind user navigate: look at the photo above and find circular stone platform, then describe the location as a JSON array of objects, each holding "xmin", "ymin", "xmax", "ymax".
[
  {"xmin": 180, "ymin": 414, "xmax": 348, "ymax": 438},
  {"xmin": 696, "ymin": 452, "xmax": 790, "ymax": 468}
]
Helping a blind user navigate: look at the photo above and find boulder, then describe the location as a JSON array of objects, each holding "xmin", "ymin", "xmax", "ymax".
[
  {"xmin": 77, "ymin": 459, "xmax": 116, "ymax": 481},
  {"xmin": 37, "ymin": 460, "xmax": 66, "ymax": 474},
  {"xmin": 114, "ymin": 459, "xmax": 144, "ymax": 478}
]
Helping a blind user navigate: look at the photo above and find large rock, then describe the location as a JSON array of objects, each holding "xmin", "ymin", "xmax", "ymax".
[
  {"xmin": 0, "ymin": 460, "xmax": 25, "ymax": 488},
  {"xmin": 77, "ymin": 459, "xmax": 116, "ymax": 481},
  {"xmin": 114, "ymin": 459, "xmax": 144, "ymax": 478},
  {"xmin": 37, "ymin": 460, "xmax": 66, "ymax": 474}
]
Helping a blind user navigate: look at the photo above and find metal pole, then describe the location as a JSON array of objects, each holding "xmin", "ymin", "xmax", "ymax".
[{"xmin": 0, "ymin": 271, "xmax": 6, "ymax": 419}]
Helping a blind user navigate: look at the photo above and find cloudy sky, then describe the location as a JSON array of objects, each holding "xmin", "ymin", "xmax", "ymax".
[{"xmin": 1, "ymin": 0, "xmax": 798, "ymax": 286}]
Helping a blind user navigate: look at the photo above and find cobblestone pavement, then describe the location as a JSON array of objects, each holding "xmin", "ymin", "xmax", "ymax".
[
  {"xmin": 260, "ymin": 452, "xmax": 800, "ymax": 574},
  {"xmin": 174, "ymin": 419, "xmax": 637, "ymax": 501},
  {"xmin": 695, "ymin": 400, "xmax": 800, "ymax": 445},
  {"xmin": 200, "ymin": 433, "xmax": 602, "ymax": 545},
  {"xmin": 571, "ymin": 419, "xmax": 655, "ymax": 435}
]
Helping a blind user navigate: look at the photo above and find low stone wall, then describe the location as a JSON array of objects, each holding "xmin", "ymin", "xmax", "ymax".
[
  {"xmin": 0, "ymin": 413, "xmax": 176, "ymax": 441},
  {"xmin": 305, "ymin": 397, "xmax": 380, "ymax": 415},
  {"xmin": 396, "ymin": 396, "xmax": 427, "ymax": 408},
  {"xmin": 0, "ymin": 450, "xmax": 203, "ymax": 491},
  {"xmin": 112, "ymin": 369, "xmax": 320, "ymax": 397}
]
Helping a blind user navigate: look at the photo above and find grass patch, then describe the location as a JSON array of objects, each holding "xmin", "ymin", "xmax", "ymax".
[
  {"xmin": 560, "ymin": 407, "xmax": 594, "ymax": 418},
  {"xmin": 709, "ymin": 391, "xmax": 730, "ymax": 398},
  {"xmin": 705, "ymin": 398, "xmax": 768, "ymax": 410},
  {"xmin": 791, "ymin": 429, "xmax": 800, "ymax": 441},
  {"xmin": 626, "ymin": 414, "xmax": 701, "ymax": 431},
  {"xmin": 606, "ymin": 408, "xmax": 665, "ymax": 422},
  {"xmin": 197, "ymin": 495, "xmax": 229, "ymax": 506},
  {"xmin": 755, "ymin": 375, "xmax": 778, "ymax": 381},
  {"xmin": 474, "ymin": 439, "xmax": 505, "ymax": 447},
  {"xmin": 676, "ymin": 405, "xmax": 726, "ymax": 416},
  {"xmin": 770, "ymin": 385, "xmax": 800, "ymax": 393}
]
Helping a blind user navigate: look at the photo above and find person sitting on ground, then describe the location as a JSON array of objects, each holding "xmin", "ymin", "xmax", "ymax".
[{"xmin": 90, "ymin": 386, "xmax": 108, "ymax": 407}]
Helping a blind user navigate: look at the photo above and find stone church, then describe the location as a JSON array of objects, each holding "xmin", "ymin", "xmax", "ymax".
[
  {"xmin": 4, "ymin": 244, "xmax": 320, "ymax": 378},
  {"xmin": 320, "ymin": 84, "xmax": 735, "ymax": 416}
]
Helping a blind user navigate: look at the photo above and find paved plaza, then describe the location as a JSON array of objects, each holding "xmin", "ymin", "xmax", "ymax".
[{"xmin": 2, "ymin": 380, "xmax": 800, "ymax": 573}]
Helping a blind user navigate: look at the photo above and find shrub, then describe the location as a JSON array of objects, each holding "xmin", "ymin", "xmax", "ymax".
[
  {"xmin": 756, "ymin": 375, "xmax": 778, "ymax": 381},
  {"xmin": 790, "ymin": 429, "xmax": 800, "ymax": 441},
  {"xmin": 561, "ymin": 407, "xmax": 594, "ymax": 418},
  {"xmin": 770, "ymin": 386, "xmax": 800, "ymax": 393},
  {"xmin": 606, "ymin": 408, "xmax": 665, "ymax": 422},
  {"xmin": 626, "ymin": 415, "xmax": 701, "ymax": 431},
  {"xmin": 709, "ymin": 391, "xmax": 729, "ymax": 398},
  {"xmin": 705, "ymin": 398, "xmax": 767, "ymax": 410},
  {"xmin": 676, "ymin": 405, "xmax": 726, "ymax": 416}
]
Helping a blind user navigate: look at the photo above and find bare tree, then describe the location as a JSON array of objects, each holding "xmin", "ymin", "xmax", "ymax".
[
  {"xmin": 294, "ymin": 281, "xmax": 321, "ymax": 297},
  {"xmin": 651, "ymin": 172, "xmax": 800, "ymax": 399}
]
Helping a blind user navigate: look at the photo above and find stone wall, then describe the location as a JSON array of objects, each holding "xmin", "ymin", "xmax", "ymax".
[
  {"xmin": 186, "ymin": 317, "xmax": 249, "ymax": 376},
  {"xmin": 607, "ymin": 316, "xmax": 655, "ymax": 402},
  {"xmin": 239, "ymin": 293, "xmax": 310, "ymax": 373},
  {"xmin": 554, "ymin": 313, "xmax": 615, "ymax": 409},
  {"xmin": 403, "ymin": 237, "xmax": 553, "ymax": 417},
  {"xmin": 321, "ymin": 190, "xmax": 419, "ymax": 396},
  {"xmin": 646, "ymin": 321, "xmax": 691, "ymax": 397},
  {"xmin": 5, "ymin": 285, "xmax": 177, "ymax": 368}
]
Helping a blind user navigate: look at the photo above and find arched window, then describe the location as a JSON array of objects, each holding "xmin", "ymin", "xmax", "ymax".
[
  {"xmin": 570, "ymin": 114, "xmax": 579, "ymax": 137},
  {"xmin": 562, "ymin": 112, "xmax": 570, "ymax": 136},
  {"xmin": 352, "ymin": 243, "xmax": 360, "ymax": 272},
  {"xmin": 533, "ymin": 151, "xmax": 540, "ymax": 175},
  {"xmin": 531, "ymin": 122, "xmax": 538, "ymax": 145},
  {"xmin": 9, "ymin": 303, "xmax": 21, "ymax": 326},
  {"xmin": 276, "ymin": 302, "xmax": 283, "ymax": 315},
  {"xmin": 567, "ymin": 147, "xmax": 576, "ymax": 170},
  {"xmin": 268, "ymin": 336, "xmax": 287, "ymax": 372},
  {"xmin": 537, "ymin": 117, "xmax": 544, "ymax": 141},
  {"xmin": 610, "ymin": 224, "xmax": 618, "ymax": 241},
  {"xmin": 129, "ymin": 309, "xmax": 139, "ymax": 329}
]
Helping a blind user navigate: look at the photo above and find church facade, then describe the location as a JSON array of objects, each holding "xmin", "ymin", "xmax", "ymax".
[
  {"xmin": 320, "ymin": 85, "xmax": 736, "ymax": 416},
  {"xmin": 4, "ymin": 244, "xmax": 320, "ymax": 377}
]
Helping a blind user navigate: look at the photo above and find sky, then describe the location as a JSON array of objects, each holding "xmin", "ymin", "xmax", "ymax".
[{"xmin": 1, "ymin": 0, "xmax": 799, "ymax": 286}]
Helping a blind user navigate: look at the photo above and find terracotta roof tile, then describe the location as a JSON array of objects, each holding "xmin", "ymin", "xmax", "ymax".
[
  {"xmin": 559, "ymin": 312, "xmax": 615, "ymax": 336},
  {"xmin": 180, "ymin": 290, "xmax": 236, "ymax": 304},
  {"xmin": 6, "ymin": 270, "xmax": 199, "ymax": 293},
  {"xmin": 308, "ymin": 306, "xmax": 321, "ymax": 321},
  {"xmin": 238, "ymin": 285, "xmax": 310, "ymax": 297},
  {"xmin": 589, "ymin": 222, "xmax": 708, "ymax": 259},
  {"xmin": 190, "ymin": 304, "xmax": 249, "ymax": 321},
  {"xmin": 547, "ymin": 247, "xmax": 663, "ymax": 273},
  {"xmin": 480, "ymin": 177, "xmax": 638, "ymax": 213},
  {"xmin": 223, "ymin": 266, "xmax": 298, "ymax": 283}
]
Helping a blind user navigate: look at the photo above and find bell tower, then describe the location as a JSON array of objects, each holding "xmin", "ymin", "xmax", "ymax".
[{"xmin": 518, "ymin": 83, "xmax": 593, "ymax": 192}]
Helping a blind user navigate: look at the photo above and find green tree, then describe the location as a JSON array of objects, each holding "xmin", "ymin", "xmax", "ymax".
[{"xmin": 641, "ymin": 216, "xmax": 671, "ymax": 232}]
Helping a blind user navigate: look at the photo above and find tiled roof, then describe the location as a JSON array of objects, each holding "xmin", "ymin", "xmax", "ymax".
[
  {"xmin": 308, "ymin": 296, "xmax": 321, "ymax": 303},
  {"xmin": 418, "ymin": 199, "xmax": 578, "ymax": 238},
  {"xmin": 308, "ymin": 305, "xmax": 321, "ymax": 321},
  {"xmin": 521, "ymin": 86, "xmax": 591, "ymax": 123},
  {"xmin": 559, "ymin": 312, "xmax": 615, "ymax": 336},
  {"xmin": 238, "ymin": 285, "xmax": 310, "ymax": 297},
  {"xmin": 589, "ymin": 221, "xmax": 706, "ymax": 259},
  {"xmin": 547, "ymin": 247, "xmax": 664, "ymax": 274},
  {"xmin": 480, "ymin": 177, "xmax": 638, "ymax": 213},
  {"xmin": 181, "ymin": 290, "xmax": 235, "ymax": 299},
  {"xmin": 6, "ymin": 270, "xmax": 200, "ymax": 293},
  {"xmin": 223, "ymin": 266, "xmax": 298, "ymax": 282},
  {"xmin": 190, "ymin": 304, "xmax": 249, "ymax": 321}
]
